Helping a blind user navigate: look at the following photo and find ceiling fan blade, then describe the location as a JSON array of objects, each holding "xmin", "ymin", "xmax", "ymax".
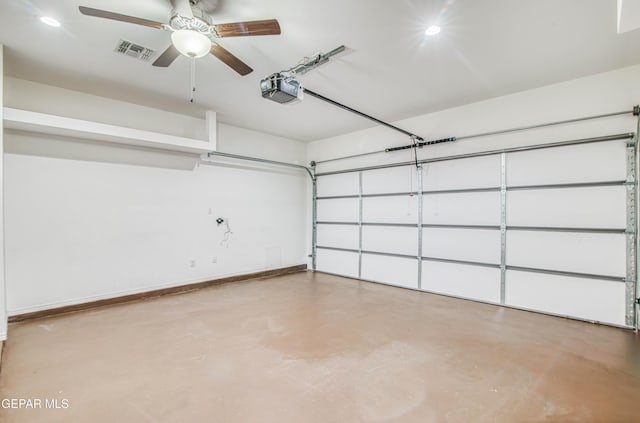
[
  {"xmin": 152, "ymin": 45, "xmax": 181, "ymax": 67},
  {"xmin": 78, "ymin": 6, "xmax": 165, "ymax": 30},
  {"xmin": 210, "ymin": 44, "xmax": 253, "ymax": 75},
  {"xmin": 170, "ymin": 0, "xmax": 193, "ymax": 19},
  {"xmin": 213, "ymin": 19, "xmax": 281, "ymax": 37}
]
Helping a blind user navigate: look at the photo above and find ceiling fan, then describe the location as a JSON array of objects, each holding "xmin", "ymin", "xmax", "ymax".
[{"xmin": 78, "ymin": 0, "xmax": 281, "ymax": 76}]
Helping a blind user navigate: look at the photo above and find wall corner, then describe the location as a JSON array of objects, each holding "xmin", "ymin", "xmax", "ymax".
[{"xmin": 0, "ymin": 44, "xmax": 7, "ymax": 340}]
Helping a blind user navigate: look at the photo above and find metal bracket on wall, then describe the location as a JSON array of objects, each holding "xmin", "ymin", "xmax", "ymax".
[
  {"xmin": 311, "ymin": 162, "xmax": 318, "ymax": 271},
  {"xmin": 625, "ymin": 133, "xmax": 638, "ymax": 327},
  {"xmin": 358, "ymin": 171, "xmax": 364, "ymax": 279},
  {"xmin": 417, "ymin": 164, "xmax": 424, "ymax": 289},
  {"xmin": 500, "ymin": 153, "xmax": 507, "ymax": 304}
]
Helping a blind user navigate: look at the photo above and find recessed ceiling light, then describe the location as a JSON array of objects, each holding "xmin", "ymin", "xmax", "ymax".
[
  {"xmin": 40, "ymin": 16, "xmax": 61, "ymax": 27},
  {"xmin": 425, "ymin": 25, "xmax": 441, "ymax": 36}
]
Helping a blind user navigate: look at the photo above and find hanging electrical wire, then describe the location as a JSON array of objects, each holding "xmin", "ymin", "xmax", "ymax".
[
  {"xmin": 408, "ymin": 137, "xmax": 417, "ymax": 196},
  {"xmin": 410, "ymin": 135, "xmax": 420, "ymax": 169},
  {"xmin": 219, "ymin": 219, "xmax": 233, "ymax": 247},
  {"xmin": 407, "ymin": 135, "xmax": 420, "ymax": 215}
]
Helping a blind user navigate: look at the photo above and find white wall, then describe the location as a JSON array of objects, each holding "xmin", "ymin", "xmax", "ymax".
[
  {"xmin": 309, "ymin": 64, "xmax": 640, "ymax": 327},
  {"xmin": 3, "ymin": 78, "xmax": 309, "ymax": 316}
]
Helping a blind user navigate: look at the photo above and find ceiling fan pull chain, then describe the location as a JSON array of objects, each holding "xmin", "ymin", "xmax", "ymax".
[{"xmin": 190, "ymin": 56, "xmax": 196, "ymax": 103}]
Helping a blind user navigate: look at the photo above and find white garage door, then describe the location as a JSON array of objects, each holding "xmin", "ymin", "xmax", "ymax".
[{"xmin": 314, "ymin": 133, "xmax": 636, "ymax": 328}]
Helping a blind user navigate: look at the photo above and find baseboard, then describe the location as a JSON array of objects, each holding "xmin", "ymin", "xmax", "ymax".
[
  {"xmin": 9, "ymin": 264, "xmax": 307, "ymax": 323},
  {"xmin": 9, "ymin": 264, "xmax": 309, "ymax": 316}
]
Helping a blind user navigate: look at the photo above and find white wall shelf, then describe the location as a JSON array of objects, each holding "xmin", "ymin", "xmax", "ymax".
[{"xmin": 3, "ymin": 107, "xmax": 215, "ymax": 154}]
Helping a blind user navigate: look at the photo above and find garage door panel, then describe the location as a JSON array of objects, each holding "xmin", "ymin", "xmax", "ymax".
[
  {"xmin": 507, "ymin": 186, "xmax": 626, "ymax": 228},
  {"xmin": 505, "ymin": 271, "xmax": 625, "ymax": 326},
  {"xmin": 421, "ymin": 261, "xmax": 501, "ymax": 303},
  {"xmin": 423, "ymin": 155, "xmax": 501, "ymax": 190},
  {"xmin": 361, "ymin": 254, "xmax": 418, "ymax": 289},
  {"xmin": 507, "ymin": 142, "xmax": 626, "ymax": 186},
  {"xmin": 362, "ymin": 226, "xmax": 418, "ymax": 256},
  {"xmin": 362, "ymin": 166, "xmax": 417, "ymax": 195},
  {"xmin": 316, "ymin": 249, "xmax": 359, "ymax": 278},
  {"xmin": 317, "ymin": 173, "xmax": 359, "ymax": 197},
  {"xmin": 363, "ymin": 196, "xmax": 419, "ymax": 224},
  {"xmin": 423, "ymin": 192, "xmax": 501, "ymax": 225},
  {"xmin": 317, "ymin": 224, "xmax": 359, "ymax": 250},
  {"xmin": 507, "ymin": 231, "xmax": 625, "ymax": 277},
  {"xmin": 317, "ymin": 198, "xmax": 359, "ymax": 222},
  {"xmin": 422, "ymin": 228, "xmax": 500, "ymax": 264}
]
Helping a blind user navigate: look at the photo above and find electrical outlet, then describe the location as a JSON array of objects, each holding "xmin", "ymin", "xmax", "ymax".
[
  {"xmin": 212, "ymin": 257, "xmax": 217, "ymax": 264},
  {"xmin": 190, "ymin": 260, "xmax": 196, "ymax": 268}
]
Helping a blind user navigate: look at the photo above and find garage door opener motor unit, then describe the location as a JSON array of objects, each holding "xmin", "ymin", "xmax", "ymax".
[{"xmin": 260, "ymin": 73, "xmax": 303, "ymax": 104}]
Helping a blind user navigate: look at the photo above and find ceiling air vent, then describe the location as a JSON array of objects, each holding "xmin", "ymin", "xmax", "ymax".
[{"xmin": 114, "ymin": 39, "xmax": 155, "ymax": 62}]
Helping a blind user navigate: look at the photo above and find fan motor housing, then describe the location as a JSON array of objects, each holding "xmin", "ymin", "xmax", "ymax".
[
  {"xmin": 170, "ymin": 6, "xmax": 211, "ymax": 32},
  {"xmin": 260, "ymin": 73, "xmax": 303, "ymax": 104}
]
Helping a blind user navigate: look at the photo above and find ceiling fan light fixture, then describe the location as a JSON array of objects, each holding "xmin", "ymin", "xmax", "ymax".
[{"xmin": 171, "ymin": 30, "xmax": 211, "ymax": 58}]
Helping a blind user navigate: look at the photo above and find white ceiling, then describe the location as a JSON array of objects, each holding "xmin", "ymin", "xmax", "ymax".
[{"xmin": 1, "ymin": 0, "xmax": 640, "ymax": 142}]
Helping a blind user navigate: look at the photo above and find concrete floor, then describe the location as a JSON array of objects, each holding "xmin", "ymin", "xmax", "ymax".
[{"xmin": 1, "ymin": 271, "xmax": 639, "ymax": 423}]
